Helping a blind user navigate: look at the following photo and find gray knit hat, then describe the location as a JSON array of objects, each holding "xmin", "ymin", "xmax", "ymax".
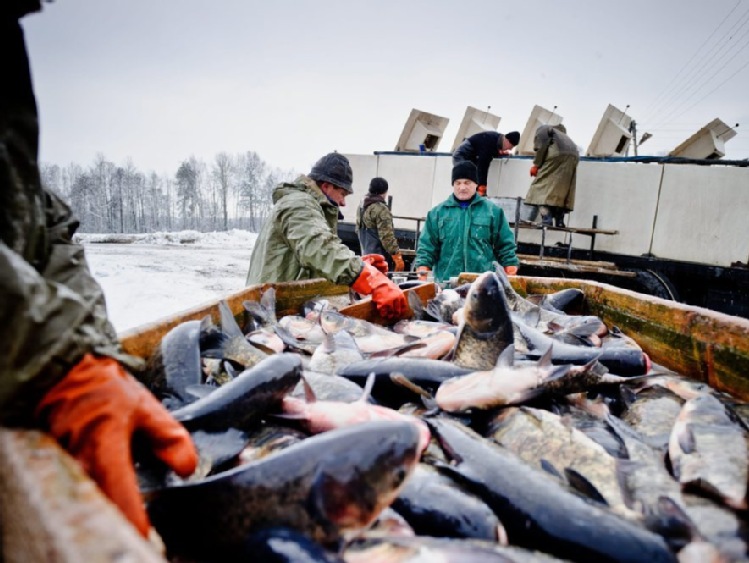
[{"xmin": 309, "ymin": 152, "xmax": 354, "ymax": 193}]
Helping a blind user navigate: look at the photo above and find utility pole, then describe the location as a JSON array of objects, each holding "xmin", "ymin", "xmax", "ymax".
[{"xmin": 630, "ymin": 120, "xmax": 638, "ymax": 157}]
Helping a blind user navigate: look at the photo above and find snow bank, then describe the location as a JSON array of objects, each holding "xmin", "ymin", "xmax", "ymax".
[{"xmin": 75, "ymin": 229, "xmax": 258, "ymax": 248}]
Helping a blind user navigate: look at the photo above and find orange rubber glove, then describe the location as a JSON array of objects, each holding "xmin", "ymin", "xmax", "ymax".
[
  {"xmin": 416, "ymin": 265, "xmax": 431, "ymax": 282},
  {"xmin": 362, "ymin": 253, "xmax": 389, "ymax": 274},
  {"xmin": 35, "ymin": 354, "xmax": 198, "ymax": 537},
  {"xmin": 351, "ymin": 263, "xmax": 408, "ymax": 322},
  {"xmin": 477, "ymin": 185, "xmax": 487, "ymax": 197},
  {"xmin": 530, "ymin": 165, "xmax": 539, "ymax": 177},
  {"xmin": 392, "ymin": 253, "xmax": 405, "ymax": 272},
  {"xmin": 504, "ymin": 265, "xmax": 519, "ymax": 276}
]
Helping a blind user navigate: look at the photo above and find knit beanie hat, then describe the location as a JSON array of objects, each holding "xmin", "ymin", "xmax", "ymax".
[
  {"xmin": 368, "ymin": 177, "xmax": 389, "ymax": 195},
  {"xmin": 309, "ymin": 152, "xmax": 354, "ymax": 193},
  {"xmin": 505, "ymin": 131, "xmax": 520, "ymax": 146},
  {"xmin": 452, "ymin": 161, "xmax": 479, "ymax": 184}
]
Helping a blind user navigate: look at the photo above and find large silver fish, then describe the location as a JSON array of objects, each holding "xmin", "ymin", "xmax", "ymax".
[
  {"xmin": 451, "ymin": 271, "xmax": 514, "ymax": 370},
  {"xmin": 669, "ymin": 393, "xmax": 748, "ymax": 510},
  {"xmin": 147, "ymin": 421, "xmax": 423, "ymax": 559},
  {"xmin": 427, "ymin": 416, "xmax": 677, "ymax": 563}
]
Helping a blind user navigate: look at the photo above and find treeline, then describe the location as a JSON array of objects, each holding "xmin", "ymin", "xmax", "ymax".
[{"xmin": 40, "ymin": 152, "xmax": 298, "ymax": 233}]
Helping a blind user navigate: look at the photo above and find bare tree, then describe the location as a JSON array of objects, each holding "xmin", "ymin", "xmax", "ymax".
[
  {"xmin": 212, "ymin": 152, "xmax": 234, "ymax": 231},
  {"xmin": 237, "ymin": 151, "xmax": 267, "ymax": 231}
]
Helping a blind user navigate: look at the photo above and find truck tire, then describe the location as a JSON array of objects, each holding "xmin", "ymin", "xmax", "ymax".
[{"xmin": 633, "ymin": 269, "xmax": 680, "ymax": 301}]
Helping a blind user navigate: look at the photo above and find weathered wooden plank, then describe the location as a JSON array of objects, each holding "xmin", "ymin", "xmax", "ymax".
[{"xmin": 0, "ymin": 429, "xmax": 166, "ymax": 563}]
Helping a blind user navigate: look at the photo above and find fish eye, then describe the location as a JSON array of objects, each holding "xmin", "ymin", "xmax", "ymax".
[{"xmin": 392, "ymin": 466, "xmax": 408, "ymax": 487}]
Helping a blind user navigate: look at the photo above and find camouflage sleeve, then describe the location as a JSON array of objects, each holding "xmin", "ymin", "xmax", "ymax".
[
  {"xmin": 278, "ymin": 197, "xmax": 363, "ymax": 286},
  {"xmin": 0, "ymin": 17, "xmax": 134, "ymax": 426},
  {"xmin": 371, "ymin": 204, "xmax": 400, "ymax": 256},
  {"xmin": 533, "ymin": 126, "xmax": 552, "ymax": 167}
]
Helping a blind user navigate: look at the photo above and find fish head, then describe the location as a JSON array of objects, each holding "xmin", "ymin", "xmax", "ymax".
[
  {"xmin": 310, "ymin": 421, "xmax": 421, "ymax": 531},
  {"xmin": 463, "ymin": 272, "xmax": 511, "ymax": 334}
]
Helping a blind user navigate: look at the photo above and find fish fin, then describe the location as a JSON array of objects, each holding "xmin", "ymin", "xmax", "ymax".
[
  {"xmin": 492, "ymin": 344, "xmax": 516, "ymax": 369},
  {"xmin": 641, "ymin": 496, "xmax": 703, "ymax": 552},
  {"xmin": 538, "ymin": 343, "xmax": 554, "ymax": 367},
  {"xmin": 615, "ymin": 459, "xmax": 643, "ymax": 510},
  {"xmin": 546, "ymin": 320, "xmax": 563, "ymax": 333},
  {"xmin": 219, "ymin": 300, "xmax": 245, "ymax": 339},
  {"xmin": 301, "ymin": 374, "xmax": 318, "ymax": 403},
  {"xmin": 260, "ymin": 288, "xmax": 277, "ymax": 323},
  {"xmin": 539, "ymin": 459, "xmax": 564, "ymax": 480},
  {"xmin": 245, "ymin": 337, "xmax": 277, "ymax": 356},
  {"xmin": 368, "ymin": 340, "xmax": 427, "ymax": 359},
  {"xmin": 563, "ymin": 467, "xmax": 609, "ymax": 507},
  {"xmin": 274, "ymin": 325, "xmax": 311, "ymax": 354},
  {"xmin": 358, "ymin": 372, "xmax": 376, "ymax": 403},
  {"xmin": 223, "ymin": 361, "xmax": 239, "ymax": 379},
  {"xmin": 242, "ymin": 300, "xmax": 268, "ymax": 323},
  {"xmin": 389, "ymin": 372, "xmax": 437, "ymax": 410},
  {"xmin": 676, "ymin": 424, "xmax": 696, "ymax": 454},
  {"xmin": 424, "ymin": 300, "xmax": 446, "ymax": 323}
]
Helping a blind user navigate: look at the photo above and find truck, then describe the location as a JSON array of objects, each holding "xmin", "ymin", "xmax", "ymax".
[{"xmin": 337, "ymin": 151, "xmax": 749, "ymax": 319}]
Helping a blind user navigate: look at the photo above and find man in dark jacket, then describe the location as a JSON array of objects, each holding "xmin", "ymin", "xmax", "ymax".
[
  {"xmin": 525, "ymin": 124, "xmax": 579, "ymax": 228},
  {"xmin": 453, "ymin": 130, "xmax": 520, "ymax": 196},
  {"xmin": 413, "ymin": 161, "xmax": 519, "ymax": 283},
  {"xmin": 247, "ymin": 153, "xmax": 408, "ymax": 322},
  {"xmin": 355, "ymin": 177, "xmax": 404, "ymax": 273},
  {"xmin": 1, "ymin": 1, "xmax": 198, "ymax": 538}
]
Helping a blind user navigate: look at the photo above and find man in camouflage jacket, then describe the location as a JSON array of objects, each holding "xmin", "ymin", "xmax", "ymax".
[{"xmin": 355, "ymin": 177, "xmax": 404, "ymax": 273}]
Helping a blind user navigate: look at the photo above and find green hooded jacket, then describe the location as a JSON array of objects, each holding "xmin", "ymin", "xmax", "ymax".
[
  {"xmin": 0, "ymin": 14, "xmax": 136, "ymax": 426},
  {"xmin": 246, "ymin": 176, "xmax": 363, "ymax": 285},
  {"xmin": 413, "ymin": 195, "xmax": 519, "ymax": 283}
]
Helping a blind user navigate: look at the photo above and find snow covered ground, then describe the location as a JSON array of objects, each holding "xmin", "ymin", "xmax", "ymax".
[{"xmin": 80, "ymin": 230, "xmax": 257, "ymax": 334}]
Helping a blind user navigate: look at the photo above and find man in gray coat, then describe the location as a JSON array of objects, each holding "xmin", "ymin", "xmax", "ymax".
[{"xmin": 525, "ymin": 124, "xmax": 579, "ymax": 227}]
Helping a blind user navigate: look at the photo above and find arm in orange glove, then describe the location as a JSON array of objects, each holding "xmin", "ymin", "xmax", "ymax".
[
  {"xmin": 529, "ymin": 165, "xmax": 538, "ymax": 177},
  {"xmin": 361, "ymin": 253, "xmax": 388, "ymax": 274},
  {"xmin": 477, "ymin": 185, "xmax": 487, "ymax": 197},
  {"xmin": 504, "ymin": 265, "xmax": 518, "ymax": 276},
  {"xmin": 392, "ymin": 253, "xmax": 405, "ymax": 272},
  {"xmin": 415, "ymin": 265, "xmax": 431, "ymax": 282},
  {"xmin": 35, "ymin": 354, "xmax": 198, "ymax": 538},
  {"xmin": 351, "ymin": 263, "xmax": 408, "ymax": 322}
]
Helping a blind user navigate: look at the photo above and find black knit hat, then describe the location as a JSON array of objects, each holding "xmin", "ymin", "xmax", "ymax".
[
  {"xmin": 309, "ymin": 152, "xmax": 354, "ymax": 193},
  {"xmin": 452, "ymin": 161, "xmax": 479, "ymax": 184},
  {"xmin": 505, "ymin": 131, "xmax": 520, "ymax": 146},
  {"xmin": 369, "ymin": 177, "xmax": 389, "ymax": 195}
]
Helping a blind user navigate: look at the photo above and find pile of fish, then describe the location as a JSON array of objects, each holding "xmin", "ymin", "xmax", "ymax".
[{"xmin": 137, "ymin": 268, "xmax": 749, "ymax": 563}]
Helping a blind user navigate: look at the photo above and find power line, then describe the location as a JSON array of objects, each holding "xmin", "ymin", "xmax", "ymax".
[
  {"xmin": 660, "ymin": 57, "xmax": 749, "ymax": 123},
  {"xmin": 642, "ymin": 1, "xmax": 746, "ymax": 122},
  {"xmin": 648, "ymin": 31, "xmax": 749, "ymax": 129}
]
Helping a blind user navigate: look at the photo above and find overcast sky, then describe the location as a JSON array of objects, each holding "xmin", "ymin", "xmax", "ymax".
[{"xmin": 23, "ymin": 0, "xmax": 749, "ymax": 176}]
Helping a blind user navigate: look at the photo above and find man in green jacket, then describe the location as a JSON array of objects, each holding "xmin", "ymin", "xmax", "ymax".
[
  {"xmin": 247, "ymin": 153, "xmax": 408, "ymax": 322},
  {"xmin": 413, "ymin": 161, "xmax": 519, "ymax": 283},
  {"xmin": 1, "ymin": 1, "xmax": 197, "ymax": 538},
  {"xmin": 525, "ymin": 123, "xmax": 579, "ymax": 228}
]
